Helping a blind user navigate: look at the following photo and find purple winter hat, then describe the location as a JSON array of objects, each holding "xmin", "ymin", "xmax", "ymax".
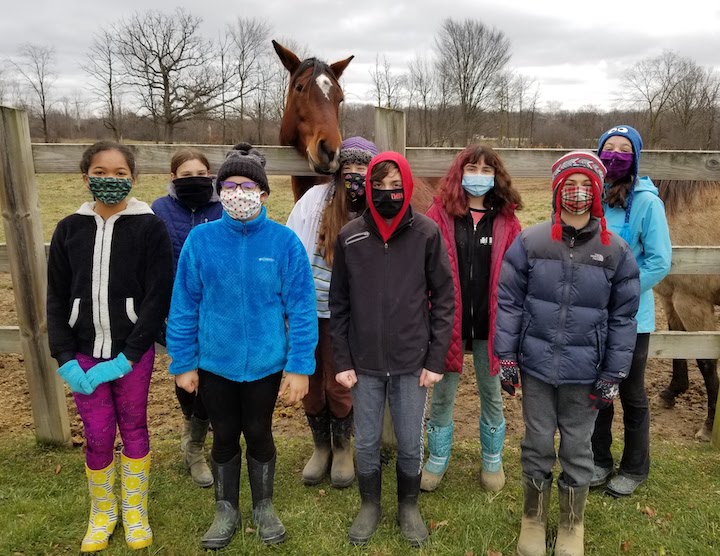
[{"xmin": 339, "ymin": 137, "xmax": 379, "ymax": 167}]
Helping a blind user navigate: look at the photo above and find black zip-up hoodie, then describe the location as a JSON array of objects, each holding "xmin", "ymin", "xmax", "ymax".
[
  {"xmin": 47, "ymin": 198, "xmax": 174, "ymax": 365},
  {"xmin": 329, "ymin": 152, "xmax": 455, "ymax": 376}
]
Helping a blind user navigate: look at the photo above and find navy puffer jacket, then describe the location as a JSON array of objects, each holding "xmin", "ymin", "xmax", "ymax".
[
  {"xmin": 494, "ymin": 218, "xmax": 640, "ymax": 385},
  {"xmin": 151, "ymin": 183, "xmax": 222, "ymax": 269}
]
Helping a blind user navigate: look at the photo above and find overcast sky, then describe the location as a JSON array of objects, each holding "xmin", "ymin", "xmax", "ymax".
[{"xmin": 1, "ymin": 0, "xmax": 719, "ymax": 111}]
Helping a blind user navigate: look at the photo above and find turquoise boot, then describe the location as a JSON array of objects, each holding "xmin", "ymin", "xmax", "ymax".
[
  {"xmin": 420, "ymin": 422, "xmax": 454, "ymax": 491},
  {"xmin": 480, "ymin": 419, "xmax": 506, "ymax": 492}
]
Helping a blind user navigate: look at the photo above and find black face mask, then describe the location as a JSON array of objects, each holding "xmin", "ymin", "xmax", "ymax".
[
  {"xmin": 372, "ymin": 187, "xmax": 405, "ymax": 219},
  {"xmin": 173, "ymin": 176, "xmax": 214, "ymax": 210},
  {"xmin": 344, "ymin": 172, "xmax": 366, "ymax": 212}
]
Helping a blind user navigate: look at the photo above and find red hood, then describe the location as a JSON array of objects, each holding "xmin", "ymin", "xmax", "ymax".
[{"xmin": 365, "ymin": 151, "xmax": 414, "ymax": 242}]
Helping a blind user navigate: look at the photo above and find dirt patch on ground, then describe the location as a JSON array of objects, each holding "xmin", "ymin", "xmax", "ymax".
[{"xmin": 0, "ymin": 268, "xmax": 713, "ymax": 447}]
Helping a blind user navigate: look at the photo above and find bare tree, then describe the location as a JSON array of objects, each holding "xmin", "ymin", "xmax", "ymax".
[
  {"xmin": 114, "ymin": 9, "xmax": 226, "ymax": 143},
  {"xmin": 82, "ymin": 30, "xmax": 126, "ymax": 141},
  {"xmin": 369, "ymin": 55, "xmax": 406, "ymax": 109},
  {"xmin": 225, "ymin": 17, "xmax": 271, "ymax": 140},
  {"xmin": 621, "ymin": 50, "xmax": 686, "ymax": 147},
  {"xmin": 12, "ymin": 43, "xmax": 56, "ymax": 141},
  {"xmin": 434, "ymin": 18, "xmax": 511, "ymax": 143},
  {"xmin": 407, "ymin": 55, "xmax": 437, "ymax": 146}
]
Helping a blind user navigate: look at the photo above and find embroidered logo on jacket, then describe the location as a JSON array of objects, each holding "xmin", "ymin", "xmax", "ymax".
[
  {"xmin": 345, "ymin": 232, "xmax": 370, "ymax": 245},
  {"xmin": 590, "ymin": 253, "xmax": 604, "ymax": 262},
  {"xmin": 258, "ymin": 257, "xmax": 275, "ymax": 262}
]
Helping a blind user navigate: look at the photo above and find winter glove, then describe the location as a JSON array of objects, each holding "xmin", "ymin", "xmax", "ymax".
[
  {"xmin": 57, "ymin": 359, "xmax": 95, "ymax": 395},
  {"xmin": 499, "ymin": 359, "xmax": 520, "ymax": 396},
  {"xmin": 87, "ymin": 353, "xmax": 133, "ymax": 390},
  {"xmin": 589, "ymin": 378, "xmax": 619, "ymax": 410}
]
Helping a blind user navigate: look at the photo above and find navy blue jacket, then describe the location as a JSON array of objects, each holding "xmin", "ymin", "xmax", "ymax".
[
  {"xmin": 151, "ymin": 184, "xmax": 223, "ymax": 268},
  {"xmin": 494, "ymin": 218, "xmax": 640, "ymax": 385}
]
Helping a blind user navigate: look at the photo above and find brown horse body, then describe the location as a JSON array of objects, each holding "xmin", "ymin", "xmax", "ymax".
[{"xmin": 654, "ymin": 180, "xmax": 720, "ymax": 440}]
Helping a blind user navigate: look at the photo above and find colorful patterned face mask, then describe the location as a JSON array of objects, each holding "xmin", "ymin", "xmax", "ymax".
[
  {"xmin": 87, "ymin": 176, "xmax": 132, "ymax": 206},
  {"xmin": 220, "ymin": 187, "xmax": 262, "ymax": 220},
  {"xmin": 560, "ymin": 184, "xmax": 594, "ymax": 215}
]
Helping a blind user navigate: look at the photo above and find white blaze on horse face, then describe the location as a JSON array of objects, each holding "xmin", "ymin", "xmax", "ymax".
[{"xmin": 316, "ymin": 73, "xmax": 333, "ymax": 100}]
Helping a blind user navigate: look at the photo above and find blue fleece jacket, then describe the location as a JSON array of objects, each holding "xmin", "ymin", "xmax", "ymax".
[
  {"xmin": 166, "ymin": 207, "xmax": 318, "ymax": 381},
  {"xmin": 602, "ymin": 176, "xmax": 672, "ymax": 333}
]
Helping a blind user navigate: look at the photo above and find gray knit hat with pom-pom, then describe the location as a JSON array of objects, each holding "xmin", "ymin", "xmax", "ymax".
[{"xmin": 216, "ymin": 142, "xmax": 269, "ymax": 194}]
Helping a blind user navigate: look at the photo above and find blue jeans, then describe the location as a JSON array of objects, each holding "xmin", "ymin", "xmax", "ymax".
[
  {"xmin": 352, "ymin": 370, "xmax": 428, "ymax": 476},
  {"xmin": 428, "ymin": 340, "xmax": 504, "ymax": 431}
]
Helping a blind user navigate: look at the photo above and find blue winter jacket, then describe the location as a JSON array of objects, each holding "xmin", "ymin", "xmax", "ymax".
[
  {"xmin": 166, "ymin": 208, "xmax": 318, "ymax": 382},
  {"xmin": 151, "ymin": 185, "xmax": 223, "ymax": 269},
  {"xmin": 602, "ymin": 176, "xmax": 671, "ymax": 333},
  {"xmin": 495, "ymin": 219, "xmax": 640, "ymax": 386}
]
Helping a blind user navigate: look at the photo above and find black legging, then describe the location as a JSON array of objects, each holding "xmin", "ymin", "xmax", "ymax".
[
  {"xmin": 175, "ymin": 385, "xmax": 209, "ymax": 421},
  {"xmin": 198, "ymin": 369, "xmax": 282, "ymax": 464}
]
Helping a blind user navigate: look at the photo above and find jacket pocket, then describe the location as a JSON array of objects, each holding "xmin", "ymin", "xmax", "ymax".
[
  {"xmin": 126, "ymin": 298, "xmax": 139, "ymax": 324},
  {"xmin": 595, "ymin": 325, "xmax": 604, "ymax": 371},
  {"xmin": 518, "ymin": 320, "xmax": 530, "ymax": 363},
  {"xmin": 68, "ymin": 298, "xmax": 80, "ymax": 328}
]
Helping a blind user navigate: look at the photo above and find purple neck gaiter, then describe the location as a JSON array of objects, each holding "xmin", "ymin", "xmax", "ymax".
[{"xmin": 599, "ymin": 151, "xmax": 634, "ymax": 182}]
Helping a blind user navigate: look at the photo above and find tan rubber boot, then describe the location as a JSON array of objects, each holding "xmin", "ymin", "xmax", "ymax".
[
  {"xmin": 555, "ymin": 481, "xmax": 588, "ymax": 556},
  {"xmin": 302, "ymin": 410, "xmax": 332, "ymax": 485},
  {"xmin": 184, "ymin": 416, "xmax": 213, "ymax": 488},
  {"xmin": 180, "ymin": 416, "xmax": 192, "ymax": 453},
  {"xmin": 517, "ymin": 474, "xmax": 551, "ymax": 556},
  {"xmin": 330, "ymin": 412, "xmax": 355, "ymax": 488}
]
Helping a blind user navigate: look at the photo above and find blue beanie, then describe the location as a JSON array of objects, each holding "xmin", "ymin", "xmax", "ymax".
[{"xmin": 597, "ymin": 125, "xmax": 643, "ymax": 242}]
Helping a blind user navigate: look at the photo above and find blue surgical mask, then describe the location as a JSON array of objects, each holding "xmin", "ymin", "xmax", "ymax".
[{"xmin": 462, "ymin": 174, "xmax": 494, "ymax": 197}]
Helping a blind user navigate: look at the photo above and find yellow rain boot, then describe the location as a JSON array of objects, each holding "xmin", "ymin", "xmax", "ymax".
[
  {"xmin": 81, "ymin": 459, "xmax": 118, "ymax": 553},
  {"xmin": 120, "ymin": 453, "xmax": 153, "ymax": 550}
]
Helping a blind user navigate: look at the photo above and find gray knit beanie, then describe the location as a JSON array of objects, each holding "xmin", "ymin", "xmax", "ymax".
[{"xmin": 216, "ymin": 142, "xmax": 269, "ymax": 194}]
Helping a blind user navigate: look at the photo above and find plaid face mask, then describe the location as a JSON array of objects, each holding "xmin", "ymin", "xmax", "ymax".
[
  {"xmin": 560, "ymin": 184, "xmax": 593, "ymax": 215},
  {"xmin": 87, "ymin": 176, "xmax": 132, "ymax": 206}
]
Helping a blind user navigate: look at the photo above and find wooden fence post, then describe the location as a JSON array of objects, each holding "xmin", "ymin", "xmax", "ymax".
[
  {"xmin": 374, "ymin": 107, "xmax": 408, "ymax": 451},
  {"xmin": 374, "ymin": 107, "xmax": 406, "ymax": 155},
  {"xmin": 0, "ymin": 106, "xmax": 70, "ymax": 444}
]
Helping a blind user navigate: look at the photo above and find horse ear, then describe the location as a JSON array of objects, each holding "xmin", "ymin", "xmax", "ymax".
[
  {"xmin": 272, "ymin": 40, "xmax": 301, "ymax": 74},
  {"xmin": 330, "ymin": 55, "xmax": 354, "ymax": 79}
]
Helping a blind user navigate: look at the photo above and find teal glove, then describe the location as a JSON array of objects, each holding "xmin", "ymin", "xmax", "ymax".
[
  {"xmin": 87, "ymin": 353, "xmax": 133, "ymax": 390},
  {"xmin": 57, "ymin": 360, "xmax": 94, "ymax": 395}
]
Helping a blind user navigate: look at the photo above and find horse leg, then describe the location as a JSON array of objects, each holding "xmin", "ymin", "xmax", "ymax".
[
  {"xmin": 695, "ymin": 359, "xmax": 719, "ymax": 442},
  {"xmin": 657, "ymin": 295, "xmax": 689, "ymax": 408}
]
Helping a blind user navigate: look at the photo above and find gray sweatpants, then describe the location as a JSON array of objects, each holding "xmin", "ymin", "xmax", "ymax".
[{"xmin": 520, "ymin": 372, "xmax": 596, "ymax": 487}]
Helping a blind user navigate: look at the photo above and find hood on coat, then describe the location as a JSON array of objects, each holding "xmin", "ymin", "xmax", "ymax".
[{"xmin": 365, "ymin": 151, "xmax": 414, "ymax": 242}]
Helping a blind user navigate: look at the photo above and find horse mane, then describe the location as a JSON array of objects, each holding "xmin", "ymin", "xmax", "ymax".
[
  {"xmin": 292, "ymin": 57, "xmax": 337, "ymax": 81},
  {"xmin": 656, "ymin": 180, "xmax": 720, "ymax": 217}
]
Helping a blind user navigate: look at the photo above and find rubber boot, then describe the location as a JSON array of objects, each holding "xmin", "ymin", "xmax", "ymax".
[
  {"xmin": 180, "ymin": 416, "xmax": 192, "ymax": 453},
  {"xmin": 184, "ymin": 416, "xmax": 213, "ymax": 488},
  {"xmin": 330, "ymin": 412, "xmax": 355, "ymax": 488},
  {"xmin": 302, "ymin": 410, "xmax": 332, "ymax": 485},
  {"xmin": 397, "ymin": 467, "xmax": 429, "ymax": 547},
  {"xmin": 201, "ymin": 453, "xmax": 241, "ymax": 550},
  {"xmin": 480, "ymin": 419, "xmax": 506, "ymax": 492},
  {"xmin": 517, "ymin": 473, "xmax": 551, "ymax": 556},
  {"xmin": 556, "ymin": 480, "xmax": 588, "ymax": 556},
  {"xmin": 420, "ymin": 421, "xmax": 454, "ymax": 492},
  {"xmin": 348, "ymin": 470, "xmax": 382, "ymax": 545},
  {"xmin": 81, "ymin": 459, "xmax": 118, "ymax": 553},
  {"xmin": 120, "ymin": 452, "xmax": 152, "ymax": 550},
  {"xmin": 247, "ymin": 453, "xmax": 286, "ymax": 545}
]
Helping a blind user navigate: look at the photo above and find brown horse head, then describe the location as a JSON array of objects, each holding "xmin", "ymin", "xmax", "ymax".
[{"xmin": 273, "ymin": 40, "xmax": 353, "ymax": 199}]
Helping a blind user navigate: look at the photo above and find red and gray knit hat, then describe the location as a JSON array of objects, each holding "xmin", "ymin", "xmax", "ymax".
[{"xmin": 551, "ymin": 151, "xmax": 610, "ymax": 245}]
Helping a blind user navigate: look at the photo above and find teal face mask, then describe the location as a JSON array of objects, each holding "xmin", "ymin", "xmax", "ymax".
[
  {"xmin": 87, "ymin": 176, "xmax": 132, "ymax": 206},
  {"xmin": 462, "ymin": 174, "xmax": 495, "ymax": 197}
]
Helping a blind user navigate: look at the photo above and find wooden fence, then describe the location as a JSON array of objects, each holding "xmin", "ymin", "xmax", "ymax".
[{"xmin": 2, "ymin": 105, "xmax": 720, "ymax": 445}]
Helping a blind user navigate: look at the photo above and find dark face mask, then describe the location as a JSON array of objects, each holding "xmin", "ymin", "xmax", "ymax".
[
  {"xmin": 372, "ymin": 187, "xmax": 405, "ymax": 219},
  {"xmin": 173, "ymin": 176, "xmax": 214, "ymax": 210},
  {"xmin": 344, "ymin": 172, "xmax": 366, "ymax": 212},
  {"xmin": 599, "ymin": 151, "xmax": 634, "ymax": 182}
]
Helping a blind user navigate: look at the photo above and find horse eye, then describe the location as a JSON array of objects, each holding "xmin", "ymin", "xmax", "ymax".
[{"xmin": 295, "ymin": 83, "xmax": 303, "ymax": 92}]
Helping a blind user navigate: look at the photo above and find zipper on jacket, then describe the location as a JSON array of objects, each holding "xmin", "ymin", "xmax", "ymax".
[
  {"xmin": 551, "ymin": 236, "xmax": 575, "ymax": 384},
  {"xmin": 469, "ymin": 218, "xmax": 475, "ymax": 339},
  {"xmin": 383, "ymin": 241, "xmax": 389, "ymax": 374},
  {"xmin": 190, "ymin": 208, "xmax": 196, "ymax": 229},
  {"xmin": 96, "ymin": 221, "xmax": 108, "ymax": 356}
]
